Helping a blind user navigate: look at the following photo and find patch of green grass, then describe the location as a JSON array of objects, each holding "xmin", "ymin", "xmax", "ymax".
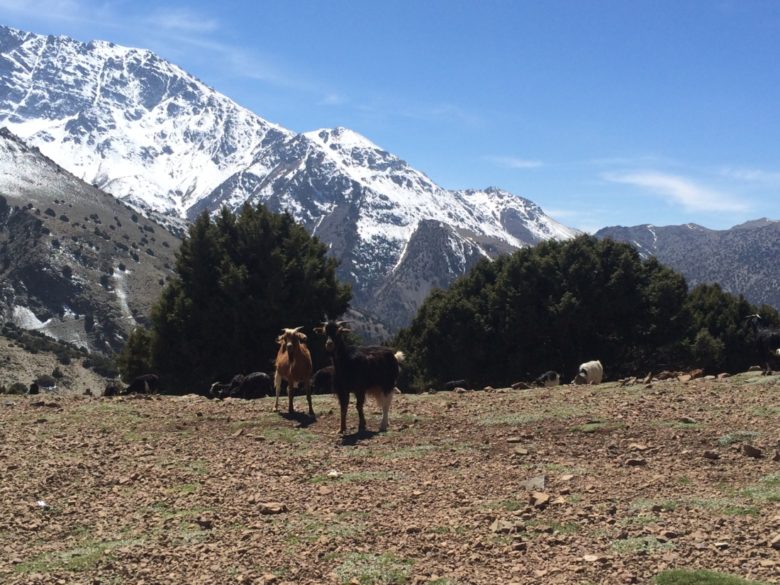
[
  {"xmin": 380, "ymin": 444, "xmax": 437, "ymax": 459},
  {"xmin": 523, "ymin": 519, "xmax": 580, "ymax": 536},
  {"xmin": 393, "ymin": 413, "xmax": 422, "ymax": 426},
  {"xmin": 741, "ymin": 473, "xmax": 780, "ymax": 503},
  {"xmin": 311, "ymin": 471, "xmax": 402, "ymax": 483},
  {"xmin": 334, "ymin": 552, "xmax": 412, "ymax": 585},
  {"xmin": 611, "ymin": 536, "xmax": 674, "ymax": 554},
  {"xmin": 14, "ymin": 538, "xmax": 144, "ymax": 574},
  {"xmin": 749, "ymin": 405, "xmax": 780, "ymax": 417},
  {"xmin": 187, "ymin": 459, "xmax": 209, "ymax": 476},
  {"xmin": 631, "ymin": 495, "xmax": 759, "ymax": 516},
  {"xmin": 617, "ymin": 514, "xmax": 656, "ymax": 528},
  {"xmin": 654, "ymin": 569, "xmax": 770, "ymax": 585},
  {"xmin": 684, "ymin": 497, "xmax": 760, "ymax": 517},
  {"xmin": 430, "ymin": 525, "xmax": 467, "ymax": 535},
  {"xmin": 148, "ymin": 502, "xmax": 210, "ymax": 522},
  {"xmin": 630, "ymin": 498, "xmax": 680, "ymax": 512},
  {"xmin": 570, "ymin": 420, "xmax": 625, "ymax": 433},
  {"xmin": 260, "ymin": 427, "xmax": 316, "ymax": 444},
  {"xmin": 717, "ymin": 431, "xmax": 759, "ymax": 446},
  {"xmin": 479, "ymin": 406, "xmax": 585, "ymax": 426},
  {"xmin": 657, "ymin": 419, "xmax": 703, "ymax": 431},
  {"xmin": 284, "ymin": 512, "xmax": 367, "ymax": 544},
  {"xmin": 492, "ymin": 499, "xmax": 524, "ymax": 512},
  {"xmin": 171, "ymin": 483, "xmax": 200, "ymax": 495}
]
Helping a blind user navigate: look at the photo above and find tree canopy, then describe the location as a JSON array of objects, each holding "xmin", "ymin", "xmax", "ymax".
[
  {"xmin": 395, "ymin": 235, "xmax": 778, "ymax": 389},
  {"xmin": 119, "ymin": 204, "xmax": 350, "ymax": 393}
]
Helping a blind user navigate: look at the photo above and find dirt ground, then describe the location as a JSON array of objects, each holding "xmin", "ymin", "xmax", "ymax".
[{"xmin": 0, "ymin": 373, "xmax": 778, "ymax": 585}]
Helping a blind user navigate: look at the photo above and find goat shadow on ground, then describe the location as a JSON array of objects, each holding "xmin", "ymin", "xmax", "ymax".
[
  {"xmin": 278, "ymin": 411, "xmax": 316, "ymax": 428},
  {"xmin": 339, "ymin": 429, "xmax": 380, "ymax": 446}
]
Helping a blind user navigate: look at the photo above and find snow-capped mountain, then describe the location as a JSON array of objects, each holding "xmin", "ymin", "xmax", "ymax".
[
  {"xmin": 0, "ymin": 26, "xmax": 291, "ymax": 217},
  {"xmin": 0, "ymin": 26, "xmax": 579, "ymax": 333}
]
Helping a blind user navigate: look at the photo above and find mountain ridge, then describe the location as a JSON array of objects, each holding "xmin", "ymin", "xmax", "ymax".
[
  {"xmin": 0, "ymin": 25, "xmax": 579, "ymax": 334},
  {"xmin": 596, "ymin": 219, "xmax": 780, "ymax": 311}
]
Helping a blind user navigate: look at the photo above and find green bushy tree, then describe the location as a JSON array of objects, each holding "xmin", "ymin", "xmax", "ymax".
[
  {"xmin": 120, "ymin": 204, "xmax": 350, "ymax": 393},
  {"xmin": 684, "ymin": 283, "xmax": 780, "ymax": 372},
  {"xmin": 397, "ymin": 236, "xmax": 690, "ymax": 389}
]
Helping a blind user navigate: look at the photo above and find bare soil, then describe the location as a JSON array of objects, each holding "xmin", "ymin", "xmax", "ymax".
[{"xmin": 1, "ymin": 374, "xmax": 778, "ymax": 585}]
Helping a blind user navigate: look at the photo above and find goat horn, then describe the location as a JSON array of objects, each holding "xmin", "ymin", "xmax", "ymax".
[{"xmin": 292, "ymin": 326, "xmax": 304, "ymax": 333}]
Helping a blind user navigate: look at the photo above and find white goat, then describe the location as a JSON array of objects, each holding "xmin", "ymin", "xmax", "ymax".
[{"xmin": 572, "ymin": 360, "xmax": 604, "ymax": 385}]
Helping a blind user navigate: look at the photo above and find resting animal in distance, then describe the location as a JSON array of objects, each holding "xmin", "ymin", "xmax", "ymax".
[
  {"xmin": 572, "ymin": 360, "xmax": 603, "ymax": 385},
  {"xmin": 314, "ymin": 320, "xmax": 404, "ymax": 434},
  {"xmin": 534, "ymin": 370, "xmax": 560, "ymax": 387}
]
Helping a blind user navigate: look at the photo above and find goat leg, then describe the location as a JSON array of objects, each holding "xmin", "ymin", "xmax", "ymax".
[
  {"xmin": 338, "ymin": 393, "xmax": 349, "ymax": 434},
  {"xmin": 288, "ymin": 382, "xmax": 296, "ymax": 414},
  {"xmin": 379, "ymin": 390, "xmax": 393, "ymax": 432},
  {"xmin": 356, "ymin": 392, "xmax": 367, "ymax": 432},
  {"xmin": 273, "ymin": 371, "xmax": 283, "ymax": 411},
  {"xmin": 304, "ymin": 379, "xmax": 315, "ymax": 417}
]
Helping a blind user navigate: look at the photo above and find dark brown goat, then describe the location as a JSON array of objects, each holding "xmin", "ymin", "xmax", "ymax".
[{"xmin": 314, "ymin": 320, "xmax": 404, "ymax": 434}]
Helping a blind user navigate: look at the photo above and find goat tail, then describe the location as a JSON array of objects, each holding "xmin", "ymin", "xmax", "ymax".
[{"xmin": 394, "ymin": 351, "xmax": 406, "ymax": 364}]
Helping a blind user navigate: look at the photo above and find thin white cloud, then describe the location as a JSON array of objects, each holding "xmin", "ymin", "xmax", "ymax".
[
  {"xmin": 587, "ymin": 155, "xmax": 674, "ymax": 167},
  {"xmin": 484, "ymin": 155, "xmax": 543, "ymax": 169},
  {"xmin": 603, "ymin": 171, "xmax": 748, "ymax": 213},
  {"xmin": 149, "ymin": 9, "xmax": 219, "ymax": 34},
  {"xmin": 0, "ymin": 0, "xmax": 96, "ymax": 24},
  {"xmin": 720, "ymin": 166, "xmax": 780, "ymax": 185},
  {"xmin": 0, "ymin": 0, "xmax": 81, "ymax": 14},
  {"xmin": 318, "ymin": 93, "xmax": 347, "ymax": 106},
  {"xmin": 399, "ymin": 102, "xmax": 482, "ymax": 127}
]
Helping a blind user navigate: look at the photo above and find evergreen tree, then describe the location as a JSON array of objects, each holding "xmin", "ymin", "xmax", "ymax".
[
  {"xmin": 120, "ymin": 204, "xmax": 350, "ymax": 393},
  {"xmin": 397, "ymin": 236, "xmax": 691, "ymax": 388}
]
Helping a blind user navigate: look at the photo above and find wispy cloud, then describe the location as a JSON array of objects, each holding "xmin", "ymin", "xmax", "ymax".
[
  {"xmin": 586, "ymin": 154, "xmax": 678, "ymax": 168},
  {"xmin": 484, "ymin": 155, "xmax": 543, "ymax": 169},
  {"xmin": 148, "ymin": 8, "xmax": 220, "ymax": 34},
  {"xmin": 720, "ymin": 166, "xmax": 780, "ymax": 185},
  {"xmin": 603, "ymin": 171, "xmax": 748, "ymax": 213},
  {"xmin": 399, "ymin": 102, "xmax": 482, "ymax": 127},
  {"xmin": 0, "ymin": 0, "xmax": 96, "ymax": 24},
  {"xmin": 318, "ymin": 92, "xmax": 347, "ymax": 106}
]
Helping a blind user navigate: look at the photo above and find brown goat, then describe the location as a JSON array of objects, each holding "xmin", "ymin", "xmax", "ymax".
[{"xmin": 274, "ymin": 327, "xmax": 314, "ymax": 415}]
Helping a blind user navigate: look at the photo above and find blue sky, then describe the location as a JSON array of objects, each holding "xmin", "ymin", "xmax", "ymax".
[{"xmin": 1, "ymin": 0, "xmax": 779, "ymax": 232}]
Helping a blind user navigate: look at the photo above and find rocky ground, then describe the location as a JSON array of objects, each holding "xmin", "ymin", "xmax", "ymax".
[{"xmin": 0, "ymin": 373, "xmax": 778, "ymax": 585}]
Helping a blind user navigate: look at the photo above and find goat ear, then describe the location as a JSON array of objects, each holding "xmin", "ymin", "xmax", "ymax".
[
  {"xmin": 297, "ymin": 332, "xmax": 308, "ymax": 342},
  {"xmin": 313, "ymin": 326, "xmax": 325, "ymax": 335},
  {"xmin": 339, "ymin": 327, "xmax": 352, "ymax": 333}
]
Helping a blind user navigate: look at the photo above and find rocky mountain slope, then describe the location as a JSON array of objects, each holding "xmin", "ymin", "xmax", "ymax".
[
  {"xmin": 0, "ymin": 26, "xmax": 578, "ymax": 333},
  {"xmin": 596, "ymin": 220, "xmax": 780, "ymax": 311},
  {"xmin": 0, "ymin": 128, "xmax": 179, "ymax": 353}
]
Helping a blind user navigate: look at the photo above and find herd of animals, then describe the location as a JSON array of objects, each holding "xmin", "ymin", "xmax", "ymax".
[{"xmin": 89, "ymin": 313, "xmax": 780, "ymax": 435}]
